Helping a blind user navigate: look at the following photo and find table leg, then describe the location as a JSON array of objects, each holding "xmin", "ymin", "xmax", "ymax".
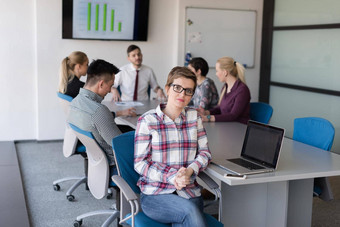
[
  {"xmin": 220, "ymin": 178, "xmax": 314, "ymax": 227},
  {"xmin": 221, "ymin": 181, "xmax": 289, "ymax": 227},
  {"xmin": 287, "ymin": 179, "xmax": 313, "ymax": 227}
]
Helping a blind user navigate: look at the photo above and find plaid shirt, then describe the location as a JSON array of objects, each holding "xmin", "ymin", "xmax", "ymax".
[{"xmin": 134, "ymin": 104, "xmax": 211, "ymax": 199}]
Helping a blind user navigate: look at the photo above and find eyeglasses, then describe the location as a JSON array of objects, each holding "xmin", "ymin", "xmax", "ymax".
[{"xmin": 170, "ymin": 84, "xmax": 195, "ymax": 96}]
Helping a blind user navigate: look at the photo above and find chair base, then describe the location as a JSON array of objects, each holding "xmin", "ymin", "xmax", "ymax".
[
  {"xmin": 314, "ymin": 177, "xmax": 334, "ymax": 201},
  {"xmin": 75, "ymin": 209, "xmax": 119, "ymax": 227},
  {"xmin": 53, "ymin": 176, "xmax": 87, "ymax": 201}
]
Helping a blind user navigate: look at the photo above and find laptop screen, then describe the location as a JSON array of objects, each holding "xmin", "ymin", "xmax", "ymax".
[{"xmin": 241, "ymin": 121, "xmax": 285, "ymax": 168}]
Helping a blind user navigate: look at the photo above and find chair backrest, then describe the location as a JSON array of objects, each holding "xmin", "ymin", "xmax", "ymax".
[
  {"xmin": 69, "ymin": 123, "xmax": 110, "ymax": 199},
  {"xmin": 250, "ymin": 102, "xmax": 273, "ymax": 124},
  {"xmin": 57, "ymin": 92, "xmax": 79, "ymax": 157},
  {"xmin": 57, "ymin": 92, "xmax": 73, "ymax": 115},
  {"xmin": 293, "ymin": 117, "xmax": 335, "ymax": 151},
  {"xmin": 111, "ymin": 131, "xmax": 140, "ymax": 194}
]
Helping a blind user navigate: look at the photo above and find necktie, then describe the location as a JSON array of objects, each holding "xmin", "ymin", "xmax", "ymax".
[{"xmin": 133, "ymin": 70, "xmax": 139, "ymax": 101}]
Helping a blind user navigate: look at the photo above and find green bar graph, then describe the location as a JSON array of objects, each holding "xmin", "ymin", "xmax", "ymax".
[
  {"xmin": 103, "ymin": 4, "xmax": 107, "ymax": 31},
  {"xmin": 111, "ymin": 10, "xmax": 115, "ymax": 31},
  {"xmin": 86, "ymin": 2, "xmax": 122, "ymax": 33},
  {"xmin": 118, "ymin": 21, "xmax": 122, "ymax": 32},
  {"xmin": 95, "ymin": 4, "xmax": 99, "ymax": 31},
  {"xmin": 87, "ymin": 3, "xmax": 91, "ymax": 31}
]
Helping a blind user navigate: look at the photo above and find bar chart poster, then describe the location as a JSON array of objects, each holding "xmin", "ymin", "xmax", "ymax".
[{"xmin": 73, "ymin": 0, "xmax": 135, "ymax": 40}]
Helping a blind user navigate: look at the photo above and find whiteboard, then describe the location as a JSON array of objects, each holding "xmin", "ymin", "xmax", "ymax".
[{"xmin": 185, "ymin": 7, "xmax": 256, "ymax": 68}]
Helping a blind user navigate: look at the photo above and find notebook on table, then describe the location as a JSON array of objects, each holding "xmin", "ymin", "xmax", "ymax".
[{"xmin": 213, "ymin": 120, "xmax": 285, "ymax": 175}]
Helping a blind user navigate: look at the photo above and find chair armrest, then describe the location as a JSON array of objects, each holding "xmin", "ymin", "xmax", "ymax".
[
  {"xmin": 198, "ymin": 172, "xmax": 219, "ymax": 190},
  {"xmin": 111, "ymin": 175, "xmax": 138, "ymax": 201},
  {"xmin": 198, "ymin": 172, "xmax": 222, "ymax": 222}
]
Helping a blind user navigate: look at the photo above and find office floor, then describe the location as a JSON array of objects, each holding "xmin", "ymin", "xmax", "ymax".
[
  {"xmin": 312, "ymin": 176, "xmax": 340, "ymax": 226},
  {"xmin": 16, "ymin": 141, "xmax": 340, "ymax": 226},
  {"xmin": 16, "ymin": 141, "xmax": 118, "ymax": 227}
]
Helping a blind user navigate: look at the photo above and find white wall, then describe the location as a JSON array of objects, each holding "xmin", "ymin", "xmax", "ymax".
[
  {"xmin": 0, "ymin": 0, "xmax": 37, "ymax": 140},
  {"xmin": 177, "ymin": 0, "xmax": 263, "ymax": 100},
  {"xmin": 35, "ymin": 0, "xmax": 179, "ymax": 140},
  {"xmin": 0, "ymin": 0, "xmax": 263, "ymax": 141}
]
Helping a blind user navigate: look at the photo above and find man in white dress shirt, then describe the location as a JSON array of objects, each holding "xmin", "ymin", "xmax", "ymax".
[{"xmin": 111, "ymin": 45, "xmax": 166, "ymax": 101}]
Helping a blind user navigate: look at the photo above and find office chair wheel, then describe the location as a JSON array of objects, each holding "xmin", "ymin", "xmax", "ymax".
[
  {"xmin": 106, "ymin": 192, "xmax": 113, "ymax": 199},
  {"xmin": 73, "ymin": 219, "xmax": 82, "ymax": 227},
  {"xmin": 53, "ymin": 184, "xmax": 60, "ymax": 191},
  {"xmin": 67, "ymin": 195, "xmax": 75, "ymax": 201}
]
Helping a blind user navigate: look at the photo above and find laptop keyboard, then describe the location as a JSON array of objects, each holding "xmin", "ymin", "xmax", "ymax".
[{"xmin": 228, "ymin": 158, "xmax": 265, "ymax": 170}]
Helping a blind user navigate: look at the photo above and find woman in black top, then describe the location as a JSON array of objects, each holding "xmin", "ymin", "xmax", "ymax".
[{"xmin": 58, "ymin": 51, "xmax": 89, "ymax": 98}]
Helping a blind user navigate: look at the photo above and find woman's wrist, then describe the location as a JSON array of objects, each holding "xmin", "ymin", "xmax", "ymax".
[{"xmin": 116, "ymin": 110, "xmax": 122, "ymax": 117}]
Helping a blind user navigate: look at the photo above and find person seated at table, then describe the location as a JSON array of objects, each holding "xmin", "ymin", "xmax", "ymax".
[
  {"xmin": 58, "ymin": 51, "xmax": 89, "ymax": 98},
  {"xmin": 111, "ymin": 44, "xmax": 166, "ymax": 101},
  {"xmin": 134, "ymin": 66, "xmax": 211, "ymax": 227},
  {"xmin": 187, "ymin": 57, "xmax": 219, "ymax": 110},
  {"xmin": 68, "ymin": 59, "xmax": 136, "ymax": 166},
  {"xmin": 197, "ymin": 56, "xmax": 250, "ymax": 124}
]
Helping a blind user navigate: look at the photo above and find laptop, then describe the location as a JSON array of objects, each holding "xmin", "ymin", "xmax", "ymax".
[{"xmin": 213, "ymin": 120, "xmax": 285, "ymax": 175}]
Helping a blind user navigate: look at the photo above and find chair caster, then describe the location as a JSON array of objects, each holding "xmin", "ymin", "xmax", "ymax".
[
  {"xmin": 53, "ymin": 184, "xmax": 60, "ymax": 191},
  {"xmin": 73, "ymin": 219, "xmax": 82, "ymax": 227},
  {"xmin": 67, "ymin": 195, "xmax": 75, "ymax": 201},
  {"xmin": 106, "ymin": 192, "xmax": 113, "ymax": 199}
]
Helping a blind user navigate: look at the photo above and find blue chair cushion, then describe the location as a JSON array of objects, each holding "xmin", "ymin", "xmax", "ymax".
[
  {"xmin": 250, "ymin": 102, "xmax": 273, "ymax": 124},
  {"xmin": 112, "ymin": 131, "xmax": 141, "ymax": 194},
  {"xmin": 204, "ymin": 213, "xmax": 224, "ymax": 227},
  {"xmin": 293, "ymin": 117, "xmax": 335, "ymax": 151},
  {"xmin": 314, "ymin": 185, "xmax": 322, "ymax": 196},
  {"xmin": 125, "ymin": 212, "xmax": 171, "ymax": 227},
  {"xmin": 124, "ymin": 212, "xmax": 223, "ymax": 227},
  {"xmin": 57, "ymin": 92, "xmax": 73, "ymax": 102},
  {"xmin": 76, "ymin": 144, "xmax": 86, "ymax": 153},
  {"xmin": 109, "ymin": 166, "xmax": 118, "ymax": 187}
]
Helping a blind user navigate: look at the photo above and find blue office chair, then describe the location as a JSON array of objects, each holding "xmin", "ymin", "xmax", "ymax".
[
  {"xmin": 111, "ymin": 131, "xmax": 223, "ymax": 227},
  {"xmin": 249, "ymin": 102, "xmax": 273, "ymax": 124},
  {"xmin": 293, "ymin": 117, "xmax": 335, "ymax": 200},
  {"xmin": 69, "ymin": 123, "xmax": 118, "ymax": 227},
  {"xmin": 53, "ymin": 92, "xmax": 87, "ymax": 201}
]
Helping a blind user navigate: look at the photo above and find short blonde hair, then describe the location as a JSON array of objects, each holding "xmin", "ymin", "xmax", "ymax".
[{"xmin": 165, "ymin": 66, "xmax": 197, "ymax": 90}]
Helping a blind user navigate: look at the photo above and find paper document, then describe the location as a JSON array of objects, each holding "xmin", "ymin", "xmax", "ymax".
[{"xmin": 115, "ymin": 101, "xmax": 144, "ymax": 107}]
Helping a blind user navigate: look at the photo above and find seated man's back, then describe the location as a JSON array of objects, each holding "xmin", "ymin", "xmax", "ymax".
[
  {"xmin": 68, "ymin": 88, "xmax": 121, "ymax": 166},
  {"xmin": 67, "ymin": 59, "xmax": 127, "ymax": 166}
]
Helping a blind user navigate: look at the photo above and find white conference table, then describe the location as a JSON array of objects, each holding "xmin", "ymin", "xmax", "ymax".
[
  {"xmin": 204, "ymin": 122, "xmax": 340, "ymax": 227},
  {"xmin": 103, "ymin": 100, "xmax": 340, "ymax": 227},
  {"xmin": 102, "ymin": 100, "xmax": 160, "ymax": 128}
]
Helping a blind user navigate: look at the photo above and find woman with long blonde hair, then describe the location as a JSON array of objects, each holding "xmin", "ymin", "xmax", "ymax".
[
  {"xmin": 197, "ymin": 56, "xmax": 250, "ymax": 124},
  {"xmin": 58, "ymin": 51, "xmax": 88, "ymax": 98}
]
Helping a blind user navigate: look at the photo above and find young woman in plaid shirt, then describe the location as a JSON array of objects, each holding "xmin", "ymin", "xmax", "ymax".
[{"xmin": 135, "ymin": 67, "xmax": 211, "ymax": 227}]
